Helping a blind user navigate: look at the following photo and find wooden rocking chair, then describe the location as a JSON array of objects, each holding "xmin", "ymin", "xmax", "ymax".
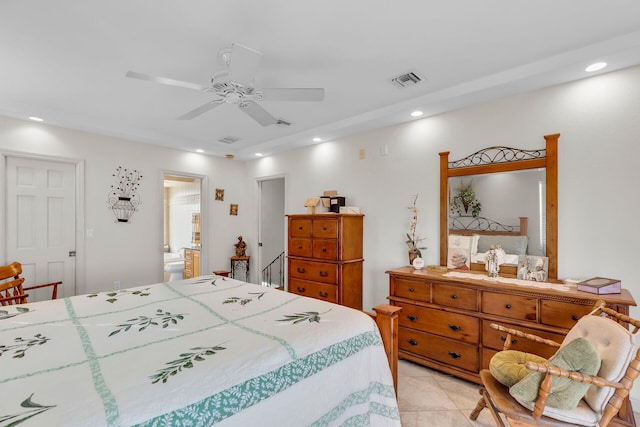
[
  {"xmin": 0, "ymin": 262, "xmax": 62, "ymax": 306},
  {"xmin": 469, "ymin": 301, "xmax": 640, "ymax": 427}
]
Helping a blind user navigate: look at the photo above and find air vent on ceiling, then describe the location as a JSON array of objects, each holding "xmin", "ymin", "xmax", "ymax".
[
  {"xmin": 391, "ymin": 71, "xmax": 424, "ymax": 88},
  {"xmin": 219, "ymin": 136, "xmax": 240, "ymax": 144}
]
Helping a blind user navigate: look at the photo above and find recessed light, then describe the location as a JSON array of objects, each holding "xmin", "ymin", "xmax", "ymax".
[
  {"xmin": 255, "ymin": 153, "xmax": 263, "ymax": 157},
  {"xmin": 196, "ymin": 149, "xmax": 204, "ymax": 153},
  {"xmin": 312, "ymin": 137, "xmax": 322, "ymax": 142},
  {"xmin": 585, "ymin": 62, "xmax": 607, "ymax": 72},
  {"xmin": 29, "ymin": 116, "xmax": 43, "ymax": 122},
  {"xmin": 411, "ymin": 110, "xmax": 423, "ymax": 118}
]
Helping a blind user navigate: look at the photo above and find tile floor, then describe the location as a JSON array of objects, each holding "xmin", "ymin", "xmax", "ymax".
[{"xmin": 396, "ymin": 359, "xmax": 639, "ymax": 427}]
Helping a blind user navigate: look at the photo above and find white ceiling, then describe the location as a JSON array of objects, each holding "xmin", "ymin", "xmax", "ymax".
[{"xmin": 2, "ymin": 1, "xmax": 640, "ymax": 161}]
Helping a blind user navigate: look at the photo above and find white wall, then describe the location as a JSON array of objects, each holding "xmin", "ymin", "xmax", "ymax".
[
  {"xmin": 244, "ymin": 65, "xmax": 640, "ymax": 398},
  {"xmin": 0, "ymin": 116, "xmax": 248, "ymax": 293}
]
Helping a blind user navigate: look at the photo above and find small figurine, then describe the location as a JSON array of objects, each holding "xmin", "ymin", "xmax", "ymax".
[
  {"xmin": 234, "ymin": 235, "xmax": 247, "ymax": 257},
  {"xmin": 484, "ymin": 245, "xmax": 503, "ymax": 278}
]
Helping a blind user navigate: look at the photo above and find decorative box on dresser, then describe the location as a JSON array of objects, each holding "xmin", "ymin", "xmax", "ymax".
[
  {"xmin": 183, "ymin": 248, "xmax": 200, "ymax": 279},
  {"xmin": 287, "ymin": 214, "xmax": 363, "ymax": 310},
  {"xmin": 387, "ymin": 267, "xmax": 638, "ymax": 427}
]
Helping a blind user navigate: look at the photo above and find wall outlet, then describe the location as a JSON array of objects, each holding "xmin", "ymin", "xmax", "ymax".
[{"xmin": 113, "ymin": 280, "xmax": 121, "ymax": 291}]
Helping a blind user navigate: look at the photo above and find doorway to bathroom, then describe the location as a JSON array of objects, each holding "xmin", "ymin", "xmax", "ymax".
[{"xmin": 163, "ymin": 174, "xmax": 202, "ymax": 282}]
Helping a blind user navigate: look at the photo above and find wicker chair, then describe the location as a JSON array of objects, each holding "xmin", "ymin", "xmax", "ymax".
[
  {"xmin": 0, "ymin": 262, "xmax": 62, "ymax": 305},
  {"xmin": 469, "ymin": 302, "xmax": 640, "ymax": 427}
]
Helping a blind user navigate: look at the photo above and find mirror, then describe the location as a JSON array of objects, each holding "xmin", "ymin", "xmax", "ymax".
[{"xmin": 439, "ymin": 134, "xmax": 558, "ymax": 279}]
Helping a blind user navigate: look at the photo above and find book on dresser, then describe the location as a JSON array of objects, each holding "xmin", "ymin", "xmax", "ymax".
[{"xmin": 577, "ymin": 277, "xmax": 622, "ymax": 294}]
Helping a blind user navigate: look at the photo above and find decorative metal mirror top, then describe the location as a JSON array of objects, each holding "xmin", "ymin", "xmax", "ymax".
[{"xmin": 439, "ymin": 134, "xmax": 558, "ymax": 279}]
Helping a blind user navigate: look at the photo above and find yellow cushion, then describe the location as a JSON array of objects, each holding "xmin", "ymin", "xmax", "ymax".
[{"xmin": 489, "ymin": 350, "xmax": 547, "ymax": 388}]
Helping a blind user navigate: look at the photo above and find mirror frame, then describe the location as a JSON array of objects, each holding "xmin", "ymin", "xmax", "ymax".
[{"xmin": 439, "ymin": 133, "xmax": 558, "ymax": 279}]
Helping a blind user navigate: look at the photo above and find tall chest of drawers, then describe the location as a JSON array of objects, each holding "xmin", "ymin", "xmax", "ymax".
[
  {"xmin": 287, "ymin": 214, "xmax": 363, "ymax": 310},
  {"xmin": 387, "ymin": 267, "xmax": 637, "ymax": 426}
]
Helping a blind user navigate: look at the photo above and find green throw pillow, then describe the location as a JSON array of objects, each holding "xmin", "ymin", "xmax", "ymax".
[
  {"xmin": 509, "ymin": 338, "xmax": 601, "ymax": 410},
  {"xmin": 489, "ymin": 350, "xmax": 548, "ymax": 388}
]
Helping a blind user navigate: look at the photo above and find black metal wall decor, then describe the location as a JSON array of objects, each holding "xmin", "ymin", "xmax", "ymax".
[{"xmin": 108, "ymin": 166, "xmax": 143, "ymax": 223}]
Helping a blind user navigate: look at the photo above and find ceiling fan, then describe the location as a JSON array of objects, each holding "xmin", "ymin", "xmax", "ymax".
[{"xmin": 126, "ymin": 43, "xmax": 324, "ymax": 126}]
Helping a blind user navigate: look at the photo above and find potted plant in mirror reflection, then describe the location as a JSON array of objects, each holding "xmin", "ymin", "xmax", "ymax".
[
  {"xmin": 108, "ymin": 166, "xmax": 143, "ymax": 223},
  {"xmin": 406, "ymin": 194, "xmax": 427, "ymax": 267},
  {"xmin": 450, "ymin": 179, "xmax": 482, "ymax": 218}
]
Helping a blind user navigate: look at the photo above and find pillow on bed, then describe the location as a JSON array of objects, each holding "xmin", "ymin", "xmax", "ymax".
[
  {"xmin": 476, "ymin": 235, "xmax": 528, "ymax": 256},
  {"xmin": 509, "ymin": 338, "xmax": 601, "ymax": 410}
]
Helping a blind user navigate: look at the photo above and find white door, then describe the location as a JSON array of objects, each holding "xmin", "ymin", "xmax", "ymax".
[{"xmin": 5, "ymin": 156, "xmax": 76, "ymax": 300}]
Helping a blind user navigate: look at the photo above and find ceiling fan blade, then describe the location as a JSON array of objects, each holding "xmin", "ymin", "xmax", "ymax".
[
  {"xmin": 238, "ymin": 101, "xmax": 278, "ymax": 126},
  {"xmin": 126, "ymin": 71, "xmax": 209, "ymax": 92},
  {"xmin": 227, "ymin": 43, "xmax": 262, "ymax": 87},
  {"xmin": 261, "ymin": 88, "xmax": 325, "ymax": 102},
  {"xmin": 177, "ymin": 100, "xmax": 224, "ymax": 120}
]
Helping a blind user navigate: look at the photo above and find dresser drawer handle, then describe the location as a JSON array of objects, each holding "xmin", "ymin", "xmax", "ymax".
[
  {"xmin": 322, "ymin": 226, "xmax": 327, "ymax": 231},
  {"xmin": 297, "ymin": 267, "xmax": 306, "ymax": 274},
  {"xmin": 408, "ymin": 287, "xmax": 415, "ymax": 292},
  {"xmin": 451, "ymin": 294, "xmax": 457, "ymax": 299},
  {"xmin": 408, "ymin": 339, "xmax": 418, "ymax": 346},
  {"xmin": 297, "ymin": 226, "xmax": 303, "ymax": 230},
  {"xmin": 572, "ymin": 315, "xmax": 579, "ymax": 321},
  {"xmin": 448, "ymin": 351, "xmax": 461, "ymax": 359},
  {"xmin": 296, "ymin": 286, "xmax": 306, "ymax": 292},
  {"xmin": 407, "ymin": 315, "xmax": 418, "ymax": 322},
  {"xmin": 319, "ymin": 291, "xmax": 329, "ymax": 298},
  {"xmin": 321, "ymin": 247, "xmax": 327, "ymax": 252},
  {"xmin": 319, "ymin": 271, "xmax": 329, "ymax": 277},
  {"xmin": 448, "ymin": 324, "xmax": 461, "ymax": 332},
  {"xmin": 297, "ymin": 245, "xmax": 303, "ymax": 249},
  {"xmin": 501, "ymin": 336, "xmax": 517, "ymax": 345},
  {"xmin": 505, "ymin": 304, "xmax": 512, "ymax": 309}
]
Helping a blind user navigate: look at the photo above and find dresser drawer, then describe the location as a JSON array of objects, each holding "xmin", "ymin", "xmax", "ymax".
[
  {"xmin": 289, "ymin": 259, "xmax": 338, "ymax": 284},
  {"xmin": 289, "ymin": 218, "xmax": 312, "ymax": 237},
  {"xmin": 289, "ymin": 279, "xmax": 338, "ymax": 303},
  {"xmin": 312, "ymin": 219, "xmax": 338, "ymax": 239},
  {"xmin": 288, "ymin": 238, "xmax": 311, "ymax": 257},
  {"xmin": 397, "ymin": 303, "xmax": 479, "ymax": 344},
  {"xmin": 393, "ymin": 278, "xmax": 430, "ymax": 302},
  {"xmin": 312, "ymin": 239, "xmax": 338, "ymax": 260},
  {"xmin": 399, "ymin": 327, "xmax": 478, "ymax": 372},
  {"xmin": 482, "ymin": 292, "xmax": 537, "ymax": 322},
  {"xmin": 432, "ymin": 283, "xmax": 478, "ymax": 311},
  {"xmin": 540, "ymin": 300, "xmax": 594, "ymax": 329},
  {"xmin": 482, "ymin": 320, "xmax": 563, "ymax": 359}
]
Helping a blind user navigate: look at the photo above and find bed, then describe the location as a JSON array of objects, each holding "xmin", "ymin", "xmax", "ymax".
[{"xmin": 0, "ymin": 275, "xmax": 400, "ymax": 426}]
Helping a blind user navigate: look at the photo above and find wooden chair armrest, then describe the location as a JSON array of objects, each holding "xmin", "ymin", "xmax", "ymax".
[
  {"xmin": 23, "ymin": 281, "xmax": 61, "ymax": 299},
  {"xmin": 490, "ymin": 323, "xmax": 562, "ymax": 351}
]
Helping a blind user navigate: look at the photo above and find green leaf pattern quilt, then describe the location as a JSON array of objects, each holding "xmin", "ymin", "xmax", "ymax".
[{"xmin": 0, "ymin": 276, "xmax": 400, "ymax": 426}]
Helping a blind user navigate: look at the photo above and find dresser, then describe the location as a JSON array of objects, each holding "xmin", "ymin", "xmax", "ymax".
[
  {"xmin": 287, "ymin": 214, "xmax": 363, "ymax": 309},
  {"xmin": 184, "ymin": 248, "xmax": 200, "ymax": 279},
  {"xmin": 387, "ymin": 267, "xmax": 637, "ymax": 425}
]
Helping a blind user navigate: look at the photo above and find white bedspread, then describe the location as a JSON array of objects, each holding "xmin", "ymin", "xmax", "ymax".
[{"xmin": 0, "ymin": 276, "xmax": 400, "ymax": 426}]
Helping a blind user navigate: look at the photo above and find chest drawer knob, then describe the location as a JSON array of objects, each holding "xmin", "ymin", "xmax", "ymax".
[
  {"xmin": 407, "ymin": 315, "xmax": 418, "ymax": 322},
  {"xmin": 451, "ymin": 294, "xmax": 457, "ymax": 299},
  {"xmin": 501, "ymin": 336, "xmax": 517, "ymax": 345},
  {"xmin": 505, "ymin": 304, "xmax": 512, "ymax": 309},
  {"xmin": 319, "ymin": 271, "xmax": 329, "ymax": 277},
  {"xmin": 297, "ymin": 245, "xmax": 303, "ymax": 249},
  {"xmin": 408, "ymin": 339, "xmax": 418, "ymax": 346},
  {"xmin": 448, "ymin": 351, "xmax": 461, "ymax": 359},
  {"xmin": 448, "ymin": 324, "xmax": 461, "ymax": 331},
  {"xmin": 297, "ymin": 267, "xmax": 306, "ymax": 273},
  {"xmin": 319, "ymin": 291, "xmax": 329, "ymax": 298},
  {"xmin": 572, "ymin": 315, "xmax": 579, "ymax": 321},
  {"xmin": 321, "ymin": 247, "xmax": 327, "ymax": 252},
  {"xmin": 408, "ymin": 287, "xmax": 415, "ymax": 292},
  {"xmin": 296, "ymin": 286, "xmax": 306, "ymax": 292}
]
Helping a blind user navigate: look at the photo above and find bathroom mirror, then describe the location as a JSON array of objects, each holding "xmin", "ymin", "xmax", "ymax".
[{"xmin": 439, "ymin": 134, "xmax": 558, "ymax": 279}]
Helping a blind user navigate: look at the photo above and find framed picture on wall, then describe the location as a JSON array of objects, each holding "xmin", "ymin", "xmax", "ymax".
[
  {"xmin": 230, "ymin": 203, "xmax": 238, "ymax": 216},
  {"xmin": 215, "ymin": 188, "xmax": 224, "ymax": 201}
]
